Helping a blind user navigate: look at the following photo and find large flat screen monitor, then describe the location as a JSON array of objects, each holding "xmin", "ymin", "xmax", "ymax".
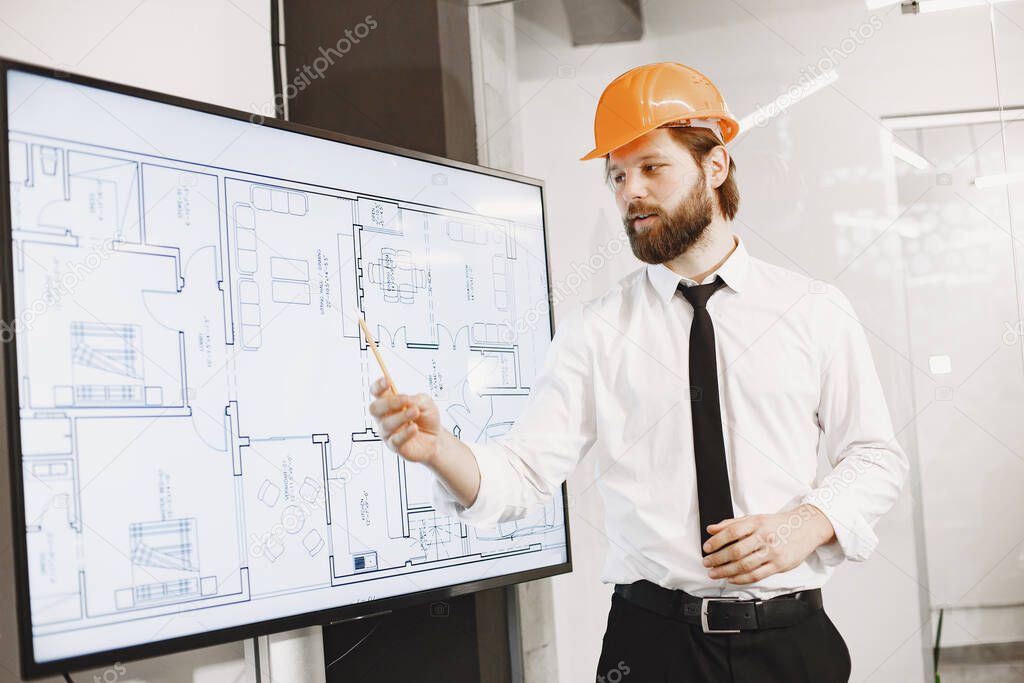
[{"xmin": 0, "ymin": 61, "xmax": 570, "ymax": 679}]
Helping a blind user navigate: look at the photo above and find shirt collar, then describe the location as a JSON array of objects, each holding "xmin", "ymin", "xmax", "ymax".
[{"xmin": 645, "ymin": 233, "xmax": 750, "ymax": 304}]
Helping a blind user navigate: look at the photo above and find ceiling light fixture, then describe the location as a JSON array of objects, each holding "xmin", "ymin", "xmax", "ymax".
[
  {"xmin": 898, "ymin": 0, "xmax": 1016, "ymax": 14},
  {"xmin": 974, "ymin": 171, "xmax": 1024, "ymax": 188}
]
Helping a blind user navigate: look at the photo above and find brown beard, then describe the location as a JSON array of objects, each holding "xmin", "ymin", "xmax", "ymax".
[{"xmin": 624, "ymin": 177, "xmax": 715, "ymax": 264}]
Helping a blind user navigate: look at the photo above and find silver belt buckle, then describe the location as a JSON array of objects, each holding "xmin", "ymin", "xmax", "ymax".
[{"xmin": 701, "ymin": 597, "xmax": 741, "ymax": 634}]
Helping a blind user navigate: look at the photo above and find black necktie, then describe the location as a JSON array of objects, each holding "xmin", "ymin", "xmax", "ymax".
[{"xmin": 678, "ymin": 277, "xmax": 734, "ymax": 555}]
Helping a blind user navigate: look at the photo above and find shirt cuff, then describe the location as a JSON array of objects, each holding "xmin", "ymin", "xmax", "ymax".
[
  {"xmin": 430, "ymin": 441, "xmax": 521, "ymax": 528},
  {"xmin": 800, "ymin": 490, "xmax": 878, "ymax": 565}
]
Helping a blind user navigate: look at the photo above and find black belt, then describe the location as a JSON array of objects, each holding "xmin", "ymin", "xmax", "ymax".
[{"xmin": 613, "ymin": 580, "xmax": 823, "ymax": 634}]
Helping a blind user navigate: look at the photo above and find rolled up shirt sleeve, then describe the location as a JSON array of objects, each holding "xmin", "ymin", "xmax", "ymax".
[
  {"xmin": 801, "ymin": 286, "xmax": 910, "ymax": 565},
  {"xmin": 431, "ymin": 306, "xmax": 598, "ymax": 528}
]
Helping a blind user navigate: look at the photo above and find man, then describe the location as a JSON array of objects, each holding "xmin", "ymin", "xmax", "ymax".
[{"xmin": 368, "ymin": 62, "xmax": 908, "ymax": 682}]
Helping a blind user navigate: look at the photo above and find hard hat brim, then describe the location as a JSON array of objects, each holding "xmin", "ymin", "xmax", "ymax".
[{"xmin": 580, "ymin": 114, "xmax": 740, "ymax": 161}]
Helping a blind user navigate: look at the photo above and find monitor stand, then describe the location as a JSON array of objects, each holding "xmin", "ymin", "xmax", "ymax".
[{"xmin": 245, "ymin": 629, "xmax": 327, "ymax": 682}]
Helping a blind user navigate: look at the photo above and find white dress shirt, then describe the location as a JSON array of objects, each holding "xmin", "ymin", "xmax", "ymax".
[{"xmin": 432, "ymin": 234, "xmax": 909, "ymax": 598}]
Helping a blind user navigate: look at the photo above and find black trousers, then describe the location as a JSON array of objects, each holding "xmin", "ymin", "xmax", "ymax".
[{"xmin": 595, "ymin": 592, "xmax": 852, "ymax": 682}]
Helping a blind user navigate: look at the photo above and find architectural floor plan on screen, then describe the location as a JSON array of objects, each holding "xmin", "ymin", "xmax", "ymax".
[{"xmin": 8, "ymin": 132, "xmax": 565, "ymax": 646}]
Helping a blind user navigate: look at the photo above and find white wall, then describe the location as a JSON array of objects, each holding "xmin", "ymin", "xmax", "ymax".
[
  {"xmin": 0, "ymin": 2, "xmax": 273, "ymax": 680},
  {"xmin": 509, "ymin": 0, "xmax": 1024, "ymax": 681},
  {"xmin": 0, "ymin": 0, "xmax": 273, "ymax": 114}
]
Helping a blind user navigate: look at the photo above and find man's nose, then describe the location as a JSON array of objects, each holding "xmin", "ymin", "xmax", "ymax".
[{"xmin": 621, "ymin": 171, "xmax": 648, "ymax": 201}]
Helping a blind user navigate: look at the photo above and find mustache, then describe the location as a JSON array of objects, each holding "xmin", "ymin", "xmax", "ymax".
[{"xmin": 625, "ymin": 203, "xmax": 663, "ymax": 220}]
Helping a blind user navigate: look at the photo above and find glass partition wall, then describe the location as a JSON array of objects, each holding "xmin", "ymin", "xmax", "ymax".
[{"xmin": 893, "ymin": 3, "xmax": 1024, "ymax": 678}]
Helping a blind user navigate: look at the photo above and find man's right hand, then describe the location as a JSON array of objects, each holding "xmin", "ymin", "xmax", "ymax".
[{"xmin": 368, "ymin": 377, "xmax": 442, "ymax": 465}]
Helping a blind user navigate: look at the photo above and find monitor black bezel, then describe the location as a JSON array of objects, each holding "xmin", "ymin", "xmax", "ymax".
[{"xmin": 0, "ymin": 58, "xmax": 571, "ymax": 680}]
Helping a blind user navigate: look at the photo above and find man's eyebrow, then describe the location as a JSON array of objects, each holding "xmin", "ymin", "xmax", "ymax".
[{"xmin": 606, "ymin": 155, "xmax": 669, "ymax": 173}]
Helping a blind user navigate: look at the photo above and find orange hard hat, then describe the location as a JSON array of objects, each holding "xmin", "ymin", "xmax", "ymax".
[{"xmin": 580, "ymin": 62, "xmax": 740, "ymax": 161}]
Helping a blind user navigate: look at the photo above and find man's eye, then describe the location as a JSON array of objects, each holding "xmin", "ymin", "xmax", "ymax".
[
  {"xmin": 643, "ymin": 164, "xmax": 660, "ymax": 172},
  {"xmin": 612, "ymin": 174, "xmax": 625, "ymax": 184}
]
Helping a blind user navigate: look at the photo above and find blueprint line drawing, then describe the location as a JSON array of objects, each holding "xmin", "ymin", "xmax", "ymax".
[{"xmin": 8, "ymin": 130, "xmax": 566, "ymax": 657}]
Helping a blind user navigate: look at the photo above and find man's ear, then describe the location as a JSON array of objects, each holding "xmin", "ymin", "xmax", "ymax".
[{"xmin": 707, "ymin": 145, "xmax": 730, "ymax": 190}]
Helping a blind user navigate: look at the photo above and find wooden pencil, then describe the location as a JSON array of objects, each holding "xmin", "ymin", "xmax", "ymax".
[{"xmin": 357, "ymin": 316, "xmax": 398, "ymax": 395}]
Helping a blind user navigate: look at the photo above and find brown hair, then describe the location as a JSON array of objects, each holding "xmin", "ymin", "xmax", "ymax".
[
  {"xmin": 666, "ymin": 127, "xmax": 740, "ymax": 221},
  {"xmin": 605, "ymin": 127, "xmax": 740, "ymax": 221}
]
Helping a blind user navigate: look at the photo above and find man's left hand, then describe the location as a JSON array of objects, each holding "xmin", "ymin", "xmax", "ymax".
[{"xmin": 701, "ymin": 504, "xmax": 836, "ymax": 585}]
